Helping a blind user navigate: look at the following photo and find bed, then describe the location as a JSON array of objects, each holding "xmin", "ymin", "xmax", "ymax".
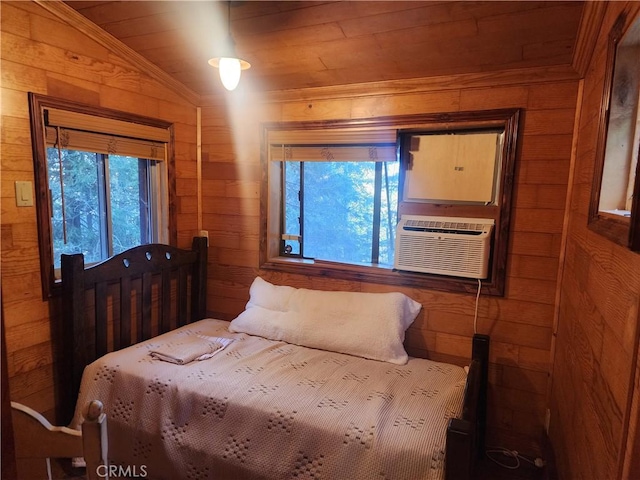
[{"xmin": 61, "ymin": 237, "xmax": 489, "ymax": 480}]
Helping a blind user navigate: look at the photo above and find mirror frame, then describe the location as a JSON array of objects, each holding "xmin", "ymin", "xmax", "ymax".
[
  {"xmin": 260, "ymin": 109, "xmax": 521, "ymax": 297},
  {"xmin": 589, "ymin": 11, "xmax": 640, "ymax": 252}
]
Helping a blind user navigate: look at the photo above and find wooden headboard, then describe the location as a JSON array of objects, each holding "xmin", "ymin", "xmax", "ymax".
[{"xmin": 60, "ymin": 237, "xmax": 208, "ymax": 422}]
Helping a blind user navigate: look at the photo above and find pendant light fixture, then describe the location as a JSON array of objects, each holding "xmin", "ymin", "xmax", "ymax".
[{"xmin": 208, "ymin": 1, "xmax": 250, "ymax": 91}]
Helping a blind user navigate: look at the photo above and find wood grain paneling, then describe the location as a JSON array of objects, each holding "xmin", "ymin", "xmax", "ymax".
[
  {"xmin": 201, "ymin": 66, "xmax": 581, "ymax": 455},
  {"xmin": 550, "ymin": 2, "xmax": 640, "ymax": 479},
  {"xmin": 3, "ymin": 2, "xmax": 639, "ymax": 478},
  {"xmin": 0, "ymin": 1, "xmax": 198, "ymax": 423},
  {"xmin": 62, "ymin": 1, "xmax": 584, "ymax": 95}
]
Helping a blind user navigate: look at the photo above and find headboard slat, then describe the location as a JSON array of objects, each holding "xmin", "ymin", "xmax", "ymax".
[
  {"xmin": 95, "ymin": 282, "xmax": 108, "ymax": 358},
  {"xmin": 141, "ymin": 272, "xmax": 152, "ymax": 342},
  {"xmin": 161, "ymin": 268, "xmax": 172, "ymax": 334},
  {"xmin": 177, "ymin": 265, "xmax": 188, "ymax": 327},
  {"xmin": 119, "ymin": 276, "xmax": 132, "ymax": 350}
]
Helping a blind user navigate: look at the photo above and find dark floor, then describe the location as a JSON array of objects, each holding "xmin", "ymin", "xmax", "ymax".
[
  {"xmin": 53, "ymin": 457, "xmax": 551, "ymax": 480},
  {"xmin": 477, "ymin": 454, "xmax": 553, "ymax": 480},
  {"xmin": 477, "ymin": 462, "xmax": 547, "ymax": 480},
  {"xmin": 50, "ymin": 459, "xmax": 85, "ymax": 479}
]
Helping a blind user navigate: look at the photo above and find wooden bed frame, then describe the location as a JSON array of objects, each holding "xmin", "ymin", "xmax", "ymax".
[{"xmin": 60, "ymin": 236, "xmax": 488, "ymax": 480}]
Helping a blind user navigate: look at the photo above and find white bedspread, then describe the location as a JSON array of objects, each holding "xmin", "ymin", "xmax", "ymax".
[{"xmin": 71, "ymin": 319, "xmax": 466, "ymax": 480}]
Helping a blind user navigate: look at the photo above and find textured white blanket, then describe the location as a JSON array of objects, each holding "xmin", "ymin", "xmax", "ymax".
[{"xmin": 72, "ymin": 319, "xmax": 466, "ymax": 480}]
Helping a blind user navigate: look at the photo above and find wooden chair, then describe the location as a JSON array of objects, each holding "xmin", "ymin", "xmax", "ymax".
[{"xmin": 11, "ymin": 400, "xmax": 108, "ymax": 480}]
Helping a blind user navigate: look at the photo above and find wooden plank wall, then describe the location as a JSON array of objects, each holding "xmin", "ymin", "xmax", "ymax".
[
  {"xmin": 200, "ymin": 71, "xmax": 581, "ymax": 453},
  {"xmin": 6, "ymin": 1, "xmax": 638, "ymax": 473},
  {"xmin": 549, "ymin": 2, "xmax": 640, "ymax": 479},
  {"xmin": 0, "ymin": 1, "xmax": 198, "ymax": 420}
]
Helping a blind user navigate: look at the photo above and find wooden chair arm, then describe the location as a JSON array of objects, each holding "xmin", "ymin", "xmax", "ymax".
[{"xmin": 11, "ymin": 400, "xmax": 108, "ymax": 480}]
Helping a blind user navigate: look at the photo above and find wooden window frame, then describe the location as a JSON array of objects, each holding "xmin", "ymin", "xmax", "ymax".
[
  {"xmin": 28, "ymin": 93, "xmax": 177, "ymax": 299},
  {"xmin": 260, "ymin": 109, "xmax": 521, "ymax": 297},
  {"xmin": 589, "ymin": 11, "xmax": 640, "ymax": 252}
]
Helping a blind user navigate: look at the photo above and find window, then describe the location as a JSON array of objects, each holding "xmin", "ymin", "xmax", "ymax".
[
  {"xmin": 273, "ymin": 138, "xmax": 398, "ymax": 267},
  {"xmin": 590, "ymin": 11, "xmax": 640, "ymax": 251},
  {"xmin": 261, "ymin": 110, "xmax": 520, "ymax": 296},
  {"xmin": 29, "ymin": 94, "xmax": 175, "ymax": 298},
  {"xmin": 47, "ymin": 151, "xmax": 165, "ymax": 268}
]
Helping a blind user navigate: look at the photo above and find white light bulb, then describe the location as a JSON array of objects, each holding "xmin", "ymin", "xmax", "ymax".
[{"xmin": 218, "ymin": 57, "xmax": 242, "ymax": 91}]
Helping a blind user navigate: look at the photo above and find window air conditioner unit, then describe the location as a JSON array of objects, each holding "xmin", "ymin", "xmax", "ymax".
[{"xmin": 394, "ymin": 215, "xmax": 494, "ymax": 279}]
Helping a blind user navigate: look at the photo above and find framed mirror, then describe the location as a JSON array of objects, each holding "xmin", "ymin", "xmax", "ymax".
[{"xmin": 589, "ymin": 11, "xmax": 640, "ymax": 252}]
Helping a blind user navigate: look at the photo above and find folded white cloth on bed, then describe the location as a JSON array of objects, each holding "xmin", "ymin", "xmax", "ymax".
[{"xmin": 149, "ymin": 335, "xmax": 233, "ymax": 364}]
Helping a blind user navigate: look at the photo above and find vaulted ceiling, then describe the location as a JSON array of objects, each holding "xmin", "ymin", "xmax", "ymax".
[{"xmin": 64, "ymin": 1, "xmax": 585, "ymax": 97}]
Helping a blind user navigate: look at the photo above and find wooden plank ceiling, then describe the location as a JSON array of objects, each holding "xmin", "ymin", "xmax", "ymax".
[{"xmin": 65, "ymin": 1, "xmax": 585, "ymax": 96}]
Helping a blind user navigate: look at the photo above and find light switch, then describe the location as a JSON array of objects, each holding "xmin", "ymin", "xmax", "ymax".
[{"xmin": 15, "ymin": 181, "xmax": 33, "ymax": 207}]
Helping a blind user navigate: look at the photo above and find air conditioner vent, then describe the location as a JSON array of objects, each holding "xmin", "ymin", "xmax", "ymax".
[{"xmin": 394, "ymin": 215, "xmax": 494, "ymax": 279}]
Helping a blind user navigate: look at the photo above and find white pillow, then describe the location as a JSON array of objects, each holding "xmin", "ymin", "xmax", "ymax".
[{"xmin": 229, "ymin": 277, "xmax": 422, "ymax": 364}]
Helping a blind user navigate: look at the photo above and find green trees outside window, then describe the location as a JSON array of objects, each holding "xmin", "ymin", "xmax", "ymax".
[
  {"xmin": 283, "ymin": 160, "xmax": 398, "ymax": 266},
  {"xmin": 47, "ymin": 149, "xmax": 153, "ymax": 268}
]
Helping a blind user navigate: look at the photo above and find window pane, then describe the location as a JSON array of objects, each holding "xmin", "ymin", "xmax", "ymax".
[
  {"xmin": 303, "ymin": 161, "xmax": 398, "ymax": 266},
  {"xmin": 47, "ymin": 150, "xmax": 155, "ymax": 269},
  {"xmin": 109, "ymin": 155, "xmax": 149, "ymax": 255},
  {"xmin": 283, "ymin": 162, "xmax": 301, "ymax": 255},
  {"xmin": 47, "ymin": 148, "xmax": 103, "ymax": 267},
  {"xmin": 379, "ymin": 162, "xmax": 399, "ymax": 266}
]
